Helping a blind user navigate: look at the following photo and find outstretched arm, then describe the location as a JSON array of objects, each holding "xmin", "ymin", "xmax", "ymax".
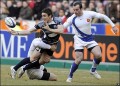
[
  {"xmin": 42, "ymin": 18, "xmax": 72, "ymax": 34},
  {"xmin": 9, "ymin": 27, "xmax": 37, "ymax": 35},
  {"xmin": 99, "ymin": 14, "xmax": 118, "ymax": 34},
  {"xmin": 43, "ymin": 24, "xmax": 64, "ymax": 34},
  {"xmin": 93, "ymin": 12, "xmax": 118, "ymax": 34}
]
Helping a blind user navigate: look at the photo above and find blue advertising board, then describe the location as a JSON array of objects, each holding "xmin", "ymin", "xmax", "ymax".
[
  {"xmin": 0, "ymin": 31, "xmax": 35, "ymax": 58},
  {"xmin": 91, "ymin": 24, "xmax": 105, "ymax": 35}
]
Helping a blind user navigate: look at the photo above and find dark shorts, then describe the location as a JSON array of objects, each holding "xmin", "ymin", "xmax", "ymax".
[
  {"xmin": 75, "ymin": 46, "xmax": 97, "ymax": 52},
  {"xmin": 41, "ymin": 72, "xmax": 50, "ymax": 80}
]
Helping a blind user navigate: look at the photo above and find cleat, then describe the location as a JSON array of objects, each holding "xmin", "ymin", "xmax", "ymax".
[
  {"xmin": 10, "ymin": 66, "xmax": 16, "ymax": 79},
  {"xmin": 90, "ymin": 70, "xmax": 101, "ymax": 79},
  {"xmin": 66, "ymin": 77, "xmax": 72, "ymax": 82},
  {"xmin": 18, "ymin": 67, "xmax": 25, "ymax": 78}
]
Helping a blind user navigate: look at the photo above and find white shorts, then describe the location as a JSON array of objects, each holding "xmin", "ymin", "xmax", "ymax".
[
  {"xmin": 26, "ymin": 68, "xmax": 43, "ymax": 80},
  {"xmin": 27, "ymin": 38, "xmax": 51, "ymax": 57},
  {"xmin": 74, "ymin": 35, "xmax": 98, "ymax": 50}
]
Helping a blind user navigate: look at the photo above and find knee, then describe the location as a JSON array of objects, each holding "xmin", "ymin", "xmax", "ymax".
[
  {"xmin": 43, "ymin": 56, "xmax": 51, "ymax": 63},
  {"xmin": 44, "ymin": 59, "xmax": 50, "ymax": 63},
  {"xmin": 39, "ymin": 60, "xmax": 45, "ymax": 65},
  {"xmin": 75, "ymin": 52, "xmax": 83, "ymax": 64},
  {"xmin": 75, "ymin": 56, "xmax": 83, "ymax": 64},
  {"xmin": 95, "ymin": 53, "xmax": 102, "ymax": 58}
]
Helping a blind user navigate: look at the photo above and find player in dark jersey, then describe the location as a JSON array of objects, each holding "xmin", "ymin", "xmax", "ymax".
[
  {"xmin": 9, "ymin": 8, "xmax": 63, "ymax": 79},
  {"xmin": 11, "ymin": 52, "xmax": 57, "ymax": 81}
]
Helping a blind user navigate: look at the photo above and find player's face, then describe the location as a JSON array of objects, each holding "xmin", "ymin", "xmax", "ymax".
[
  {"xmin": 73, "ymin": 5, "xmax": 82, "ymax": 16},
  {"xmin": 42, "ymin": 13, "xmax": 51, "ymax": 23}
]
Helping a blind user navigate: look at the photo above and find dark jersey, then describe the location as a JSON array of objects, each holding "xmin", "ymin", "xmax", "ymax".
[{"xmin": 34, "ymin": 17, "xmax": 62, "ymax": 44}]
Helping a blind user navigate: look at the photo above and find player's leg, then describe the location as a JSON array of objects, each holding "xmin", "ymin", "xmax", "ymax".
[
  {"xmin": 48, "ymin": 73, "xmax": 57, "ymax": 81},
  {"xmin": 10, "ymin": 38, "xmax": 39, "ymax": 79},
  {"xmin": 10, "ymin": 58, "xmax": 31, "ymax": 79},
  {"xmin": 88, "ymin": 45, "xmax": 102, "ymax": 79},
  {"xmin": 28, "ymin": 38, "xmax": 43, "ymax": 62},
  {"xmin": 66, "ymin": 36, "xmax": 84, "ymax": 82},
  {"xmin": 29, "ymin": 38, "xmax": 55, "ymax": 62},
  {"xmin": 66, "ymin": 51, "xmax": 83, "ymax": 82},
  {"xmin": 17, "ymin": 37, "xmax": 51, "ymax": 78},
  {"xmin": 26, "ymin": 68, "xmax": 57, "ymax": 81},
  {"xmin": 18, "ymin": 51, "xmax": 51, "ymax": 78},
  {"xmin": 39, "ymin": 51, "xmax": 51, "ymax": 64},
  {"xmin": 18, "ymin": 46, "xmax": 54, "ymax": 78}
]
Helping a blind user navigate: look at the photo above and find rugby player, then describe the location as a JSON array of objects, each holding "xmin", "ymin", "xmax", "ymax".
[
  {"xmin": 10, "ymin": 8, "xmax": 62, "ymax": 79},
  {"xmin": 42, "ymin": 1, "xmax": 118, "ymax": 82}
]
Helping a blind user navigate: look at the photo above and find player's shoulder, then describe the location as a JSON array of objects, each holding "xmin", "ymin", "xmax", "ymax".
[
  {"xmin": 67, "ymin": 14, "xmax": 76, "ymax": 20},
  {"xmin": 36, "ymin": 20, "xmax": 44, "ymax": 28},
  {"xmin": 83, "ymin": 10, "xmax": 97, "ymax": 14},
  {"xmin": 70, "ymin": 14, "xmax": 76, "ymax": 18},
  {"xmin": 53, "ymin": 17, "xmax": 62, "ymax": 24},
  {"xmin": 38, "ymin": 20, "xmax": 44, "ymax": 26},
  {"xmin": 37, "ymin": 20, "xmax": 44, "ymax": 25}
]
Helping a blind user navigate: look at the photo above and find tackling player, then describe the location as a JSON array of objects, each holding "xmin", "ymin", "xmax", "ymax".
[
  {"xmin": 10, "ymin": 8, "xmax": 62, "ymax": 79},
  {"xmin": 26, "ymin": 65, "xmax": 57, "ymax": 81},
  {"xmin": 11, "ymin": 63, "xmax": 57, "ymax": 81}
]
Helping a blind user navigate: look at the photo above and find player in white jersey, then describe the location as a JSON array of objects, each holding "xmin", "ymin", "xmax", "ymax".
[{"xmin": 42, "ymin": 1, "xmax": 118, "ymax": 82}]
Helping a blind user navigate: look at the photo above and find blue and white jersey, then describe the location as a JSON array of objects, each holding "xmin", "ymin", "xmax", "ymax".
[
  {"xmin": 63, "ymin": 11, "xmax": 115, "ymax": 42},
  {"xmin": 34, "ymin": 17, "xmax": 62, "ymax": 44}
]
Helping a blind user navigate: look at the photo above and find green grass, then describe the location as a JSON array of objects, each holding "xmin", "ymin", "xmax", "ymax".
[{"xmin": 1, "ymin": 65, "xmax": 119, "ymax": 86}]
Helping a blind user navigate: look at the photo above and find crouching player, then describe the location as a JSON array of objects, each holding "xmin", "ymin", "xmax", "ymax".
[
  {"xmin": 26, "ymin": 65, "xmax": 57, "ymax": 81},
  {"xmin": 10, "ymin": 48, "xmax": 54, "ymax": 79}
]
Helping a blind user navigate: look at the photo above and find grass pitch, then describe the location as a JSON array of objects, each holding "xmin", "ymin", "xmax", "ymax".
[{"xmin": 1, "ymin": 65, "xmax": 119, "ymax": 86}]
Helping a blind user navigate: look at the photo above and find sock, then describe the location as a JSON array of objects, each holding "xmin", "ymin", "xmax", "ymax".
[
  {"xmin": 14, "ymin": 58, "xmax": 30, "ymax": 71},
  {"xmin": 91, "ymin": 58, "xmax": 101, "ymax": 72},
  {"xmin": 68, "ymin": 62, "xmax": 79, "ymax": 78},
  {"xmin": 23, "ymin": 60, "xmax": 40, "ymax": 71}
]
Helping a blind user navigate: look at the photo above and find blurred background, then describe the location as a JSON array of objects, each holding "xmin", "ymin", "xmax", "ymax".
[{"xmin": 1, "ymin": 0, "xmax": 120, "ymax": 23}]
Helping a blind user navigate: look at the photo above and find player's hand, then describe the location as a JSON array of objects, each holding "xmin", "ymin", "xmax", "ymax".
[
  {"xmin": 50, "ymin": 45, "xmax": 57, "ymax": 51},
  {"xmin": 9, "ymin": 29, "xmax": 18, "ymax": 35},
  {"xmin": 42, "ymin": 23, "xmax": 50, "ymax": 30},
  {"xmin": 112, "ymin": 26, "xmax": 119, "ymax": 34}
]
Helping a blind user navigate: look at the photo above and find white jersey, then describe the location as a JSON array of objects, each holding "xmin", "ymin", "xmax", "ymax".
[
  {"xmin": 63, "ymin": 11, "xmax": 115, "ymax": 38},
  {"xmin": 63, "ymin": 11, "xmax": 115, "ymax": 50}
]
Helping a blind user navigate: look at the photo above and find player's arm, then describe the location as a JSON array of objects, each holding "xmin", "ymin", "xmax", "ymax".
[
  {"xmin": 43, "ymin": 24, "xmax": 64, "ymax": 34},
  {"xmin": 10, "ymin": 27, "xmax": 37, "ymax": 35},
  {"xmin": 43, "ymin": 17, "xmax": 72, "ymax": 34},
  {"xmin": 9, "ymin": 21, "xmax": 45, "ymax": 35},
  {"xmin": 92, "ymin": 11, "xmax": 118, "ymax": 34}
]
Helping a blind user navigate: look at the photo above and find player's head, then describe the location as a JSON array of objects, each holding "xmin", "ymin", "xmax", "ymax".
[
  {"xmin": 42, "ymin": 8, "xmax": 53, "ymax": 22},
  {"xmin": 73, "ymin": 1, "xmax": 83, "ymax": 16}
]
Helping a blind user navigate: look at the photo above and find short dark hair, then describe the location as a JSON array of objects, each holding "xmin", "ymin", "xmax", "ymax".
[
  {"xmin": 73, "ymin": 1, "xmax": 82, "ymax": 9},
  {"xmin": 42, "ymin": 8, "xmax": 53, "ymax": 17}
]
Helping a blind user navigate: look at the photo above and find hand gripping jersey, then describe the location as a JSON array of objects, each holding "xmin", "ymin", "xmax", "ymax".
[{"xmin": 35, "ymin": 17, "xmax": 62, "ymax": 44}]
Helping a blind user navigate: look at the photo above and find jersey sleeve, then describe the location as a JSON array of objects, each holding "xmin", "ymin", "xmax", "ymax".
[
  {"xmin": 54, "ymin": 17, "xmax": 62, "ymax": 25},
  {"xmin": 63, "ymin": 15, "xmax": 73, "ymax": 28},
  {"xmin": 34, "ymin": 21, "xmax": 44, "ymax": 29},
  {"xmin": 88, "ymin": 11, "xmax": 101, "ymax": 18},
  {"xmin": 89, "ymin": 11, "xmax": 115, "ymax": 27}
]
